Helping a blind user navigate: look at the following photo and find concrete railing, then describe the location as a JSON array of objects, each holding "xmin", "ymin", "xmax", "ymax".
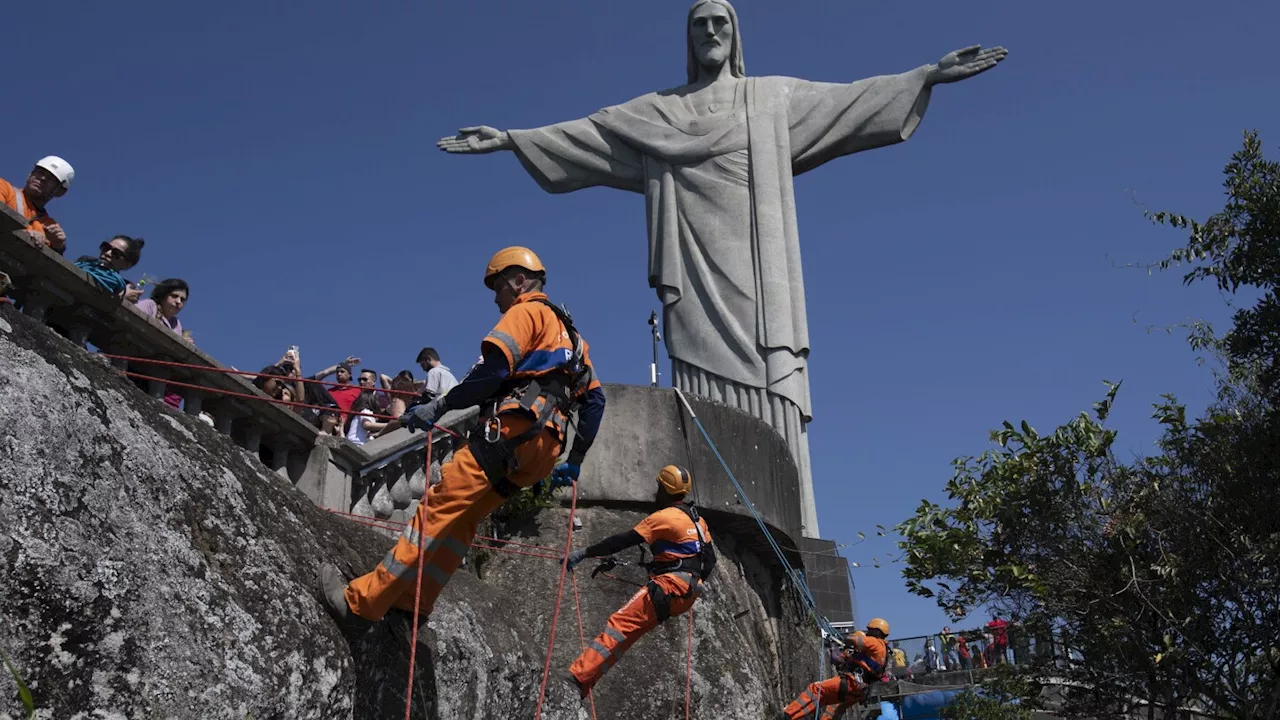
[{"xmin": 346, "ymin": 408, "xmax": 479, "ymax": 524}]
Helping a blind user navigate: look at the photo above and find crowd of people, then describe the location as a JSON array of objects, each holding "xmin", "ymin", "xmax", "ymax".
[
  {"xmin": 882, "ymin": 616, "xmax": 1023, "ymax": 680},
  {"xmin": 250, "ymin": 347, "xmax": 458, "ymax": 446},
  {"xmin": 2, "ymin": 154, "xmax": 461, "ymax": 445}
]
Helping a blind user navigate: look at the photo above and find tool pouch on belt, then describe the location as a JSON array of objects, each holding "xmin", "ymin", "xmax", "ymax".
[
  {"xmin": 839, "ymin": 671, "xmax": 868, "ymax": 701},
  {"xmin": 645, "ymin": 572, "xmax": 699, "ymax": 623},
  {"xmin": 646, "ymin": 580, "xmax": 674, "ymax": 622}
]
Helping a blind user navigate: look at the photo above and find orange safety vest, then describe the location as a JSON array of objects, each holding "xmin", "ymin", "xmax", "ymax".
[
  {"xmin": 483, "ymin": 291, "xmax": 599, "ymax": 441},
  {"xmin": 0, "ymin": 178, "xmax": 55, "ymax": 246}
]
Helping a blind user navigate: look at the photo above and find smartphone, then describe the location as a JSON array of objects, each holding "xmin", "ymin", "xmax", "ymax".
[{"xmin": 288, "ymin": 344, "xmax": 299, "ymax": 356}]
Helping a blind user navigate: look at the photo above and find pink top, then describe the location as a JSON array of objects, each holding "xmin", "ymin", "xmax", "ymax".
[{"xmin": 136, "ymin": 298, "xmax": 183, "ymax": 336}]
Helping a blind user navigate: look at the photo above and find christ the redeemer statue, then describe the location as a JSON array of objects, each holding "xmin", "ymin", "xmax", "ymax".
[{"xmin": 438, "ymin": 0, "xmax": 1007, "ymax": 537}]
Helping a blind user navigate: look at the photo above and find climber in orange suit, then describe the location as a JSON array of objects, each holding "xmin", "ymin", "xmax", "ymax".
[
  {"xmin": 560, "ymin": 465, "xmax": 717, "ymax": 697},
  {"xmin": 316, "ymin": 247, "xmax": 606, "ymax": 628},
  {"xmin": 779, "ymin": 618, "xmax": 891, "ymax": 720}
]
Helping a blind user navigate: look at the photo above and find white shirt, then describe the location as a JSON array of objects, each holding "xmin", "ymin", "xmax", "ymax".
[{"xmin": 346, "ymin": 409, "xmax": 374, "ymax": 446}]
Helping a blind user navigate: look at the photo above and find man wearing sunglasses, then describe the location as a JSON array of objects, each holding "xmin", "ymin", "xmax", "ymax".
[{"xmin": 1, "ymin": 156, "xmax": 74, "ymax": 254}]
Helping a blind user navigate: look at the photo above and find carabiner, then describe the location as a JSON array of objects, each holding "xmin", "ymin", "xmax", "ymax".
[{"xmin": 484, "ymin": 415, "xmax": 502, "ymax": 443}]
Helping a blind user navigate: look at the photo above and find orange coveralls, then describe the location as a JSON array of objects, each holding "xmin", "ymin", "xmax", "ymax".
[
  {"xmin": 344, "ymin": 291, "xmax": 601, "ymax": 620},
  {"xmin": 0, "ymin": 178, "xmax": 60, "ymax": 252},
  {"xmin": 569, "ymin": 506, "xmax": 713, "ymax": 690},
  {"xmin": 783, "ymin": 635, "xmax": 887, "ymax": 720}
]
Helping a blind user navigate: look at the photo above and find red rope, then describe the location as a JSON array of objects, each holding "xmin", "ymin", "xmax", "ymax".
[
  {"xmin": 117, "ymin": 369, "xmax": 463, "ymax": 439},
  {"xmin": 533, "ymin": 484, "xmax": 580, "ymax": 720},
  {"xmin": 403, "ymin": 430, "xmax": 433, "ymax": 720},
  {"xmin": 101, "ymin": 353, "xmax": 421, "ymax": 397},
  {"xmin": 685, "ymin": 607, "xmax": 694, "ymax": 719},
  {"xmin": 570, "ymin": 573, "xmax": 598, "ymax": 720}
]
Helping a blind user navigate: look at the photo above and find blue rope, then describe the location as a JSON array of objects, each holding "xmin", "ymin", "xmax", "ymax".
[
  {"xmin": 813, "ymin": 639, "xmax": 827, "ymax": 720},
  {"xmin": 674, "ymin": 388, "xmax": 837, "ymax": 638}
]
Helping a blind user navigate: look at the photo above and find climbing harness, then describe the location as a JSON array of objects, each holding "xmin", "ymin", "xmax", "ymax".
[{"xmin": 470, "ymin": 299, "xmax": 590, "ymax": 499}]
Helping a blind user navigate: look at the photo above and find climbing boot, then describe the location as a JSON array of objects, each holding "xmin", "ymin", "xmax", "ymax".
[
  {"xmin": 316, "ymin": 563, "xmax": 372, "ymax": 634},
  {"xmin": 560, "ymin": 669, "xmax": 587, "ymax": 700}
]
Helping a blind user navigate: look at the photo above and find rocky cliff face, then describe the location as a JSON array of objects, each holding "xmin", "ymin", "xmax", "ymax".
[{"xmin": 0, "ymin": 306, "xmax": 819, "ymax": 719}]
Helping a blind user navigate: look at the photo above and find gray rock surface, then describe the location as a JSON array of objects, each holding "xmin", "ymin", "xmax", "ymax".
[{"xmin": 0, "ymin": 306, "xmax": 818, "ymax": 718}]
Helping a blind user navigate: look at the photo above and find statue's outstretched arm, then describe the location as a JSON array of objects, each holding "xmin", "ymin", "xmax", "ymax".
[
  {"xmin": 437, "ymin": 126, "xmax": 514, "ymax": 154},
  {"xmin": 925, "ymin": 45, "xmax": 1008, "ymax": 86}
]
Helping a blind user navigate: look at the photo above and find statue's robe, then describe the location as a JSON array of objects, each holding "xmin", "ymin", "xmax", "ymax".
[{"xmin": 509, "ymin": 67, "xmax": 932, "ymax": 535}]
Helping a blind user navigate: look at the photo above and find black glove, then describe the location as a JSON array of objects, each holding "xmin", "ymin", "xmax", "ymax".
[
  {"xmin": 565, "ymin": 549, "xmax": 588, "ymax": 573},
  {"xmin": 400, "ymin": 397, "xmax": 446, "ymax": 433}
]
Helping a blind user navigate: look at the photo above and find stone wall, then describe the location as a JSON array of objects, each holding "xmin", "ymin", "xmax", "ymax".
[{"xmin": 798, "ymin": 537, "xmax": 857, "ymax": 624}]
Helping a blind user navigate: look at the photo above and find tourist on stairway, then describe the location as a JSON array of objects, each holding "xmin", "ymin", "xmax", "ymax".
[
  {"xmin": 134, "ymin": 278, "xmax": 189, "ymax": 338},
  {"xmin": 309, "ymin": 356, "xmax": 362, "ymax": 423},
  {"xmin": 560, "ymin": 464, "xmax": 716, "ymax": 699},
  {"xmin": 73, "ymin": 235, "xmax": 144, "ymax": 298},
  {"xmin": 344, "ymin": 375, "xmax": 389, "ymax": 446},
  {"xmin": 316, "ymin": 246, "xmax": 606, "ymax": 629},
  {"xmin": 415, "ymin": 346, "xmax": 458, "ymax": 399},
  {"xmin": 133, "ymin": 278, "xmax": 191, "ymax": 408},
  {"xmin": 375, "ymin": 370, "xmax": 419, "ymax": 437}
]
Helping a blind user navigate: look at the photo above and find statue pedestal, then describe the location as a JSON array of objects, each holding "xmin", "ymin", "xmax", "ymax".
[
  {"xmin": 578, "ymin": 385, "xmax": 799, "ymax": 562},
  {"xmin": 578, "ymin": 384, "xmax": 853, "ymax": 621}
]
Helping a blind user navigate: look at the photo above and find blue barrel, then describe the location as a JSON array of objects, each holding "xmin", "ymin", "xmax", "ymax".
[{"xmin": 900, "ymin": 689, "xmax": 964, "ymax": 720}]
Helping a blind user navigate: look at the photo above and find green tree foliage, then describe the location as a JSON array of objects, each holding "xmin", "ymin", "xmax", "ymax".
[
  {"xmin": 1149, "ymin": 131, "xmax": 1280, "ymax": 401},
  {"xmin": 940, "ymin": 688, "xmax": 1032, "ymax": 720},
  {"xmin": 898, "ymin": 132, "xmax": 1280, "ymax": 720}
]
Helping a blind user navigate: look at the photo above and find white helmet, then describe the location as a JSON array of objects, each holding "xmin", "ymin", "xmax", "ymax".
[{"xmin": 34, "ymin": 156, "xmax": 75, "ymax": 190}]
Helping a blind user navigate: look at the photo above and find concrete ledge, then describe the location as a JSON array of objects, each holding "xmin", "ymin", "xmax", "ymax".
[{"xmin": 578, "ymin": 383, "xmax": 807, "ymax": 567}]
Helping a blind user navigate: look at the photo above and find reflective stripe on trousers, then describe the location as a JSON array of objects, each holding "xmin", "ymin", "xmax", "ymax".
[
  {"xmin": 782, "ymin": 675, "xmax": 859, "ymax": 720},
  {"xmin": 568, "ymin": 571, "xmax": 698, "ymax": 690},
  {"xmin": 343, "ymin": 415, "xmax": 561, "ymax": 620}
]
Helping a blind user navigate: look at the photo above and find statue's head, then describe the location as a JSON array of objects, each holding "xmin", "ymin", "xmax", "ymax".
[{"xmin": 686, "ymin": 0, "xmax": 744, "ymax": 84}]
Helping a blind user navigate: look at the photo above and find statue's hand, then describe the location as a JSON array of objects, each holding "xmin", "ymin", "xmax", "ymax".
[
  {"xmin": 436, "ymin": 126, "xmax": 513, "ymax": 154},
  {"xmin": 926, "ymin": 45, "xmax": 1008, "ymax": 86}
]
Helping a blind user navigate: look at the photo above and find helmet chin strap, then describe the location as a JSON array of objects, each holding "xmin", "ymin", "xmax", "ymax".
[{"xmin": 503, "ymin": 275, "xmax": 527, "ymax": 300}]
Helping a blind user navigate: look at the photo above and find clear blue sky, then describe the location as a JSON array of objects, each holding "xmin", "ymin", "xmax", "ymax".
[{"xmin": 9, "ymin": 0, "xmax": 1279, "ymax": 638}]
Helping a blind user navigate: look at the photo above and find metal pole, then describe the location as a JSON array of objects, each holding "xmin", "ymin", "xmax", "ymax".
[{"xmin": 648, "ymin": 310, "xmax": 661, "ymax": 387}]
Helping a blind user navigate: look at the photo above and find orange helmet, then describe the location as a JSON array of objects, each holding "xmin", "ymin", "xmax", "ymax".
[
  {"xmin": 484, "ymin": 247, "xmax": 545, "ymax": 289},
  {"xmin": 657, "ymin": 465, "xmax": 693, "ymax": 496},
  {"xmin": 866, "ymin": 618, "xmax": 890, "ymax": 637}
]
